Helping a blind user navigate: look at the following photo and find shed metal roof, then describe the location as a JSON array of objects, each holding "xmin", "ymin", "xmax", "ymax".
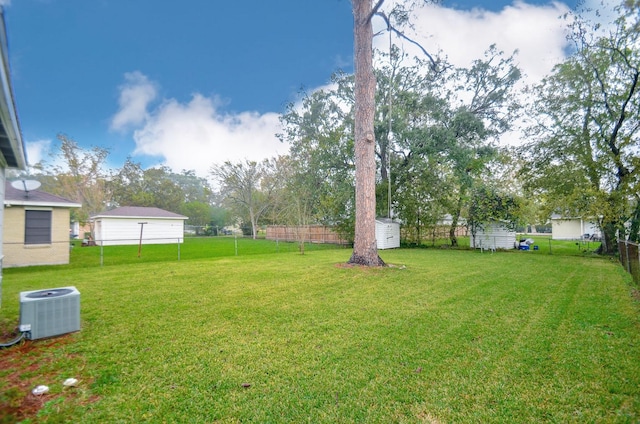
[{"xmin": 92, "ymin": 206, "xmax": 187, "ymax": 220}]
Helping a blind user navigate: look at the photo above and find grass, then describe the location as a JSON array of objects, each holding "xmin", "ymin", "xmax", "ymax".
[
  {"xmin": 62, "ymin": 236, "xmax": 343, "ymax": 268},
  {"xmin": 1, "ymin": 239, "xmax": 639, "ymax": 423},
  {"xmin": 404, "ymin": 234, "xmax": 602, "ymax": 257},
  {"xmin": 517, "ymin": 235, "xmax": 602, "ymax": 256}
]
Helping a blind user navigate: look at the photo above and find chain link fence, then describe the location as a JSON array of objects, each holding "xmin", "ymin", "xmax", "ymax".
[
  {"xmin": 618, "ymin": 240, "xmax": 639, "ymax": 285},
  {"xmin": 68, "ymin": 235, "xmax": 345, "ymax": 267}
]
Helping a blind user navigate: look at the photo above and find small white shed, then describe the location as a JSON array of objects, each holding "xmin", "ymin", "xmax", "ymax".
[
  {"xmin": 376, "ymin": 218, "xmax": 400, "ymax": 250},
  {"xmin": 91, "ymin": 206, "xmax": 188, "ymax": 246},
  {"xmin": 470, "ymin": 221, "xmax": 516, "ymax": 250}
]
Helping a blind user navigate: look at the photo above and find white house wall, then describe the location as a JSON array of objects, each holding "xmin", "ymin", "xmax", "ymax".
[
  {"xmin": 0, "ymin": 169, "xmax": 4, "ymax": 306},
  {"xmin": 551, "ymin": 218, "xmax": 601, "ymax": 240},
  {"xmin": 0, "ymin": 169, "xmax": 4, "ymax": 262},
  {"xmin": 552, "ymin": 219, "xmax": 583, "ymax": 240},
  {"xmin": 95, "ymin": 217, "xmax": 185, "ymax": 246},
  {"xmin": 583, "ymin": 221, "xmax": 600, "ymax": 238}
]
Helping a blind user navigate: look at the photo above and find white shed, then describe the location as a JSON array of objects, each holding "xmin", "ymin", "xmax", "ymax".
[
  {"xmin": 376, "ymin": 218, "xmax": 400, "ymax": 250},
  {"xmin": 470, "ymin": 221, "xmax": 516, "ymax": 250},
  {"xmin": 91, "ymin": 206, "xmax": 188, "ymax": 246}
]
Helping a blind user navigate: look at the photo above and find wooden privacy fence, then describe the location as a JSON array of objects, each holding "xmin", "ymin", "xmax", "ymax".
[
  {"xmin": 266, "ymin": 225, "xmax": 349, "ymax": 245},
  {"xmin": 618, "ymin": 240, "xmax": 640, "ymax": 285}
]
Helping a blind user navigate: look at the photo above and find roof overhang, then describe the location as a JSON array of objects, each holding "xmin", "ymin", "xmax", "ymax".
[
  {"xmin": 0, "ymin": 8, "xmax": 26, "ymax": 170},
  {"xmin": 91, "ymin": 215, "xmax": 188, "ymax": 220},
  {"xmin": 4, "ymin": 199, "xmax": 82, "ymax": 208}
]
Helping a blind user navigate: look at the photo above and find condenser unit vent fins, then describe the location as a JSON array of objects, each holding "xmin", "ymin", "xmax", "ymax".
[{"xmin": 19, "ymin": 287, "xmax": 80, "ymax": 340}]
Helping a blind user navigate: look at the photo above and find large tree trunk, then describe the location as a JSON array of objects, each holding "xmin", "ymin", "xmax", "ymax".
[
  {"xmin": 349, "ymin": 0, "xmax": 385, "ymax": 266},
  {"xmin": 449, "ymin": 193, "xmax": 465, "ymax": 247},
  {"xmin": 249, "ymin": 207, "xmax": 258, "ymax": 240},
  {"xmin": 598, "ymin": 221, "xmax": 618, "ymax": 255}
]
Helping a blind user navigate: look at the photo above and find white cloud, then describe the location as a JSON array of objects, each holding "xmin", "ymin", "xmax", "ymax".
[
  {"xmin": 110, "ymin": 71, "xmax": 158, "ymax": 132},
  {"xmin": 110, "ymin": 72, "xmax": 284, "ymax": 178},
  {"xmin": 371, "ymin": 1, "xmax": 574, "ymax": 148},
  {"xmin": 130, "ymin": 92, "xmax": 284, "ymax": 176},
  {"xmin": 375, "ymin": 1, "xmax": 571, "ymax": 83},
  {"xmin": 25, "ymin": 138, "xmax": 51, "ymax": 166}
]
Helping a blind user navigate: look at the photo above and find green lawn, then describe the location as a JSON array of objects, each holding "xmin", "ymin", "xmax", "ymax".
[
  {"xmin": 63, "ymin": 236, "xmax": 343, "ymax": 268},
  {"xmin": 1, "ymin": 240, "xmax": 639, "ymax": 423},
  {"xmin": 403, "ymin": 234, "xmax": 602, "ymax": 257}
]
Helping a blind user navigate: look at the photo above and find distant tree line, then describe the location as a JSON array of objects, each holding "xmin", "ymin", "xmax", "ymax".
[{"xmin": 14, "ymin": 135, "xmax": 231, "ymax": 234}]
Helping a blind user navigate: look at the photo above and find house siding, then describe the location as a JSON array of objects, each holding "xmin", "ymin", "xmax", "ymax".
[
  {"xmin": 0, "ymin": 170, "xmax": 4, "ymax": 263},
  {"xmin": 375, "ymin": 220, "xmax": 400, "ymax": 250},
  {"xmin": 551, "ymin": 218, "xmax": 600, "ymax": 240},
  {"xmin": 3, "ymin": 206, "xmax": 72, "ymax": 267},
  {"xmin": 552, "ymin": 219, "xmax": 582, "ymax": 240},
  {"xmin": 0, "ymin": 170, "xmax": 4, "ymax": 306},
  {"xmin": 471, "ymin": 222, "xmax": 516, "ymax": 250},
  {"xmin": 94, "ymin": 217, "xmax": 185, "ymax": 246}
]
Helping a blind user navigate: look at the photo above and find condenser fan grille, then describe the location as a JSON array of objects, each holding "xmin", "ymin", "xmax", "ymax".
[{"xmin": 19, "ymin": 286, "xmax": 80, "ymax": 340}]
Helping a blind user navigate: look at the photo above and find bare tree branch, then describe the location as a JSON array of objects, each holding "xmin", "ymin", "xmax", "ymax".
[
  {"xmin": 375, "ymin": 11, "xmax": 437, "ymax": 69},
  {"xmin": 366, "ymin": 0, "xmax": 386, "ymax": 24}
]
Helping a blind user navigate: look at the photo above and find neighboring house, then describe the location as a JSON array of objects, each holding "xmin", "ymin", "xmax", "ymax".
[
  {"xmin": 3, "ymin": 182, "xmax": 81, "ymax": 267},
  {"xmin": 70, "ymin": 221, "xmax": 91, "ymax": 239},
  {"xmin": 436, "ymin": 214, "xmax": 468, "ymax": 238},
  {"xmin": 437, "ymin": 214, "xmax": 467, "ymax": 227},
  {"xmin": 470, "ymin": 221, "xmax": 517, "ymax": 250},
  {"xmin": 91, "ymin": 206, "xmax": 188, "ymax": 246},
  {"xmin": 376, "ymin": 218, "xmax": 400, "ymax": 250},
  {"xmin": 0, "ymin": 8, "xmax": 28, "ymax": 305},
  {"xmin": 550, "ymin": 214, "xmax": 600, "ymax": 240}
]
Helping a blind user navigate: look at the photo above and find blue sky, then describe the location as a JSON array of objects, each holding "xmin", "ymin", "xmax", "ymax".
[{"xmin": 3, "ymin": 0, "xmax": 583, "ymax": 177}]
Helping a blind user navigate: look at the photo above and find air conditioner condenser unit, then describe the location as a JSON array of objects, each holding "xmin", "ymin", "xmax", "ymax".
[{"xmin": 19, "ymin": 286, "xmax": 80, "ymax": 340}]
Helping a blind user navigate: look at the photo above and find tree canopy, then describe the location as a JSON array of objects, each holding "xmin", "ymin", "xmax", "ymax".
[{"xmin": 519, "ymin": 3, "xmax": 639, "ymax": 251}]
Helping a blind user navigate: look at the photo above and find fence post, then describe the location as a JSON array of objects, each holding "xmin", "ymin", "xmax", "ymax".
[
  {"xmin": 618, "ymin": 239, "xmax": 624, "ymax": 268},
  {"xmin": 636, "ymin": 242, "xmax": 640, "ymax": 284},
  {"xmin": 100, "ymin": 244, "xmax": 104, "ymax": 267},
  {"xmin": 235, "ymin": 235, "xmax": 238, "ymax": 256},
  {"xmin": 177, "ymin": 238, "xmax": 181, "ymax": 261},
  {"xmin": 626, "ymin": 240, "xmax": 632, "ymax": 274}
]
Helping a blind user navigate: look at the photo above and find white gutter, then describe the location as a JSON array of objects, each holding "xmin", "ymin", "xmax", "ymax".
[{"xmin": 0, "ymin": 8, "xmax": 26, "ymax": 170}]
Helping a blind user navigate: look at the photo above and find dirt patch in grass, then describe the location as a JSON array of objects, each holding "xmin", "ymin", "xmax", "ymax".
[
  {"xmin": 335, "ymin": 262, "xmax": 365, "ymax": 269},
  {"xmin": 0, "ymin": 328, "xmax": 96, "ymax": 422},
  {"xmin": 631, "ymin": 287, "xmax": 640, "ymax": 303},
  {"xmin": 334, "ymin": 262, "xmax": 405, "ymax": 270}
]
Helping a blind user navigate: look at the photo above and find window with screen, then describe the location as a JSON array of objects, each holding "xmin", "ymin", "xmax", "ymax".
[{"xmin": 25, "ymin": 210, "xmax": 52, "ymax": 244}]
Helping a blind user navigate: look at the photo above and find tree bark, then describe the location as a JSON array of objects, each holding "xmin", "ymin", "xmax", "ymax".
[
  {"xmin": 349, "ymin": 0, "xmax": 385, "ymax": 266},
  {"xmin": 449, "ymin": 192, "xmax": 465, "ymax": 247},
  {"xmin": 250, "ymin": 207, "xmax": 257, "ymax": 240}
]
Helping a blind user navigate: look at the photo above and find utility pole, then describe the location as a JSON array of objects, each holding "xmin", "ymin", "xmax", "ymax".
[{"xmin": 138, "ymin": 222, "xmax": 147, "ymax": 258}]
